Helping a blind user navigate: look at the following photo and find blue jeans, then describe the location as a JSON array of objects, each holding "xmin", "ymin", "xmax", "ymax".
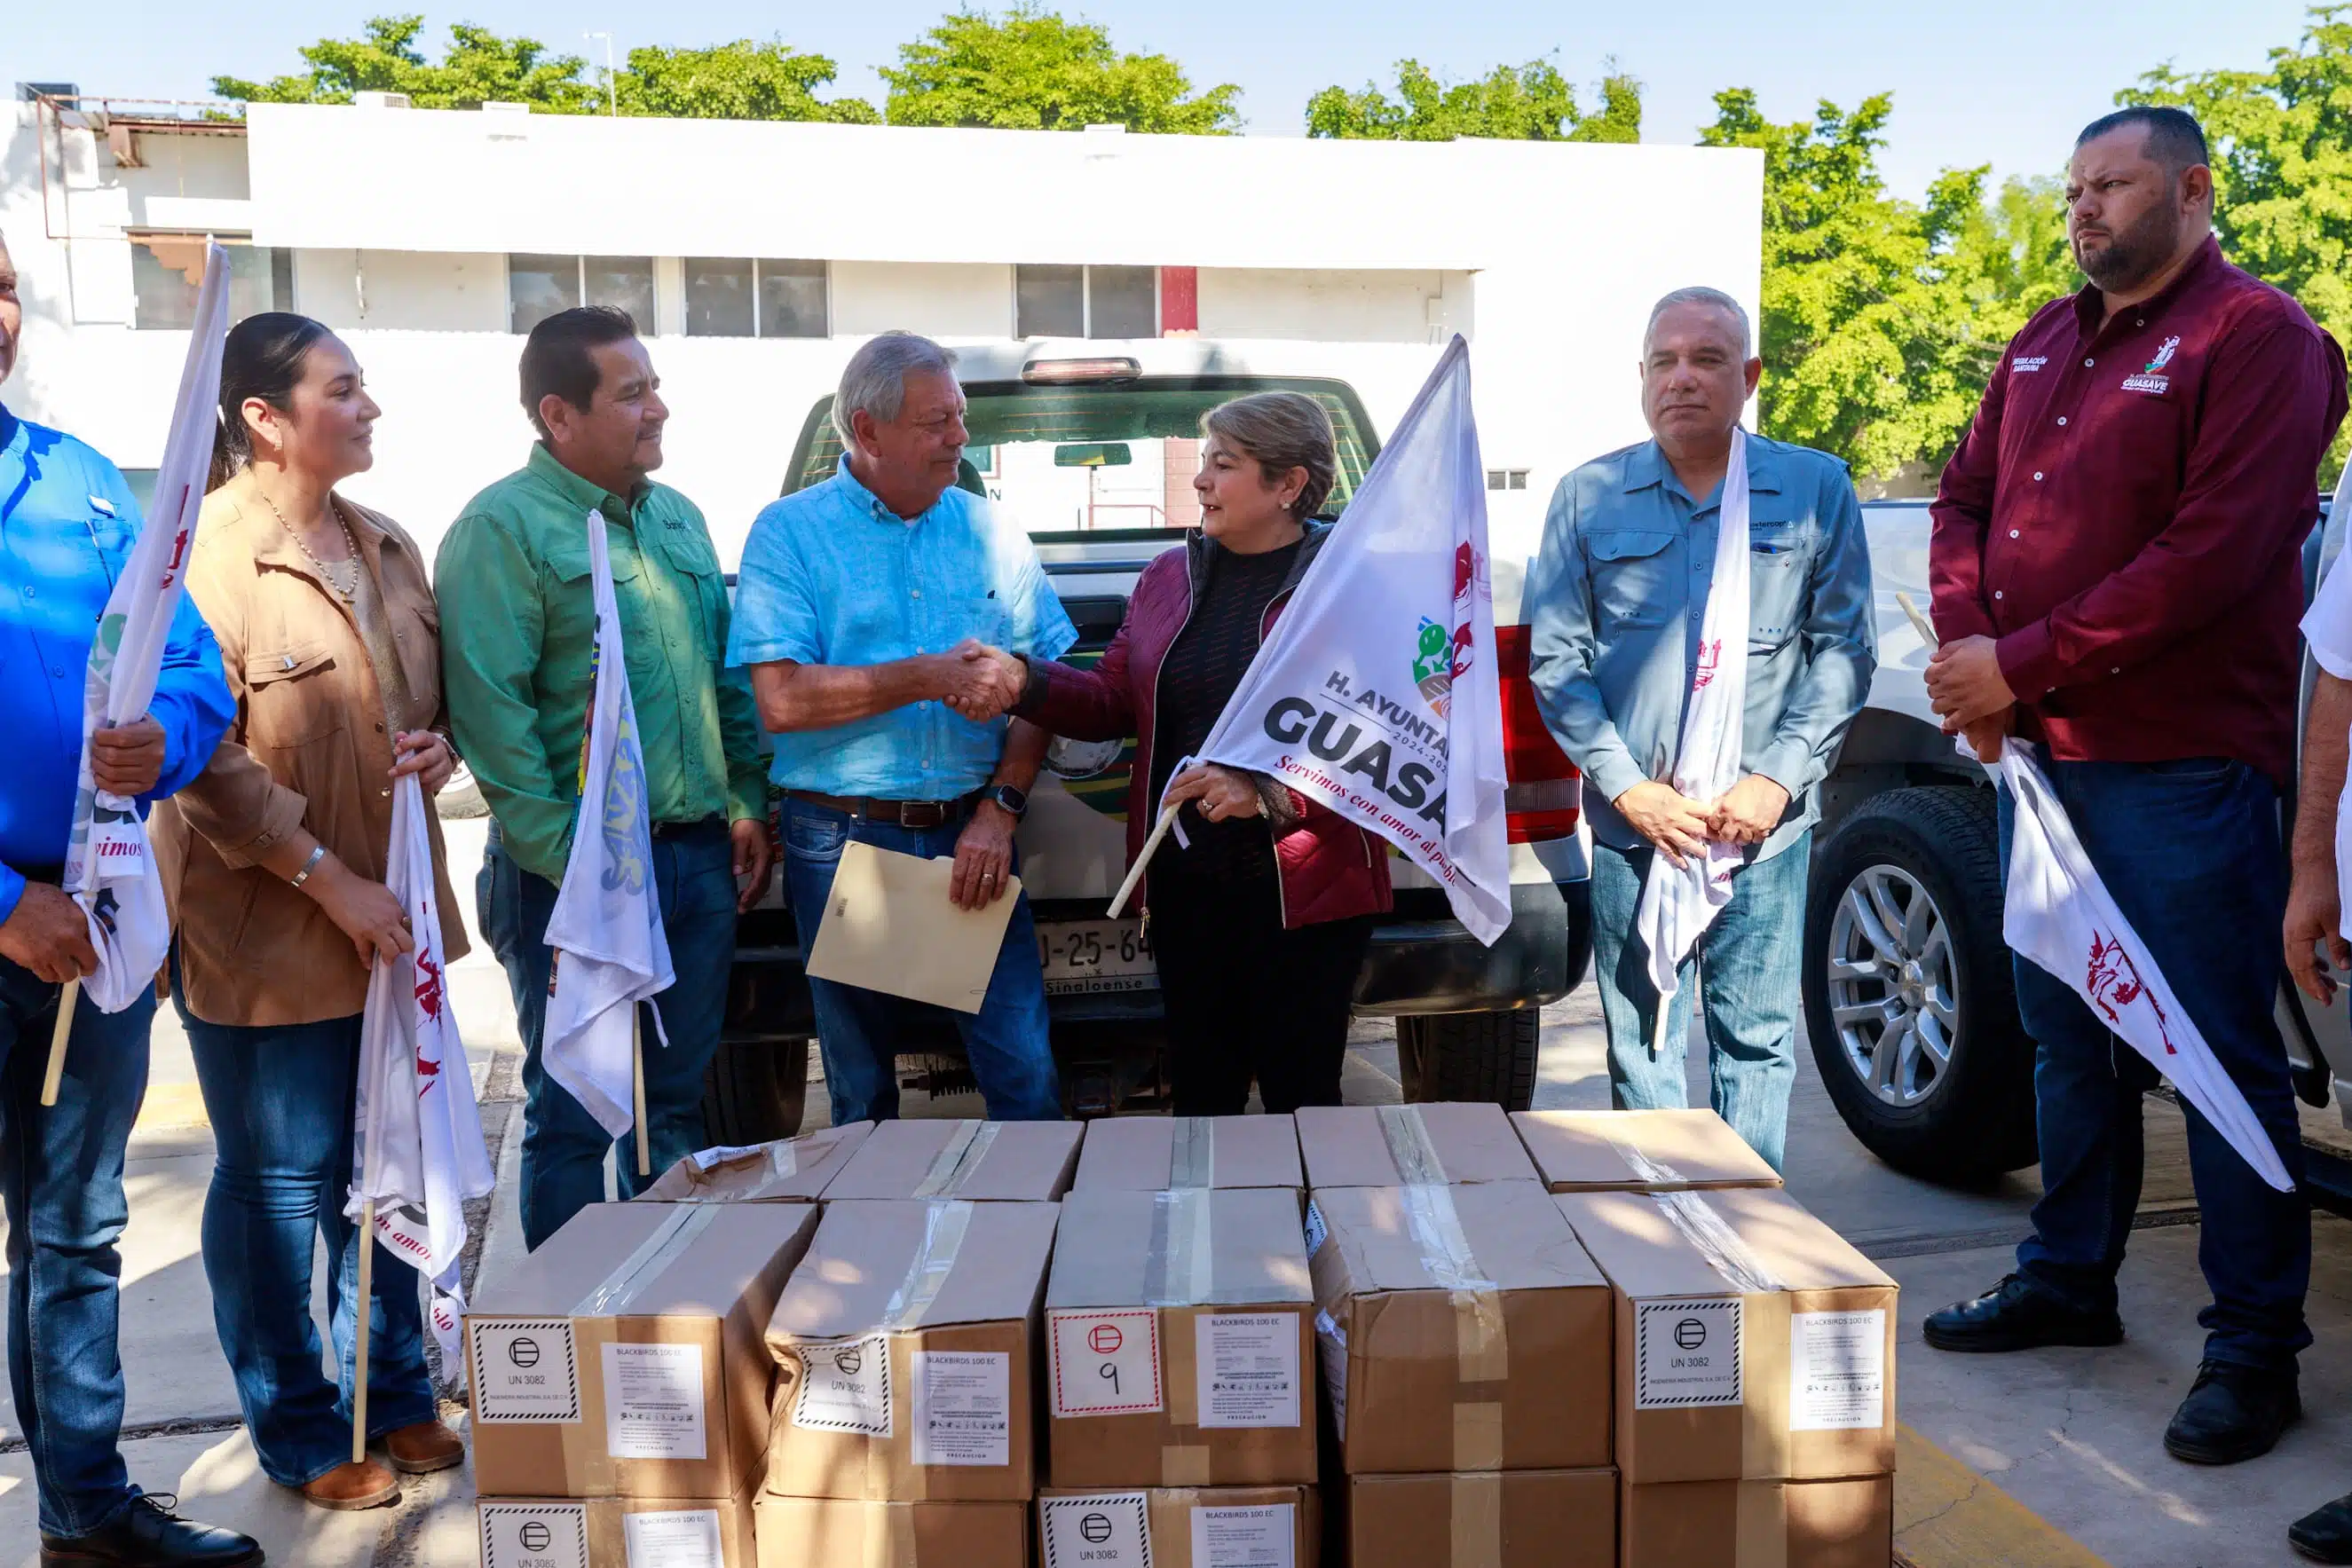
[
  {"xmin": 1589, "ymin": 831, "xmax": 1811, "ymax": 1173},
  {"xmin": 171, "ymin": 988, "xmax": 436, "ymax": 1486},
  {"xmin": 479, "ymin": 817, "xmax": 741, "ymax": 1251},
  {"xmin": 781, "ymin": 800, "xmax": 1062, "ymax": 1126},
  {"xmin": 0, "ymin": 955, "xmax": 151, "ymax": 1537},
  {"xmin": 2001, "ymin": 758, "xmax": 2310, "ymax": 1373}
]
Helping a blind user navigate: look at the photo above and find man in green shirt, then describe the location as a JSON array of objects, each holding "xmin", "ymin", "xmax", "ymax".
[{"xmin": 438, "ymin": 306, "xmax": 771, "ymax": 1249}]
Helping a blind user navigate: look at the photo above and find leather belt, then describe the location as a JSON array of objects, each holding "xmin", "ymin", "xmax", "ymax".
[
  {"xmin": 785, "ymin": 790, "xmax": 981, "ymax": 831},
  {"xmin": 19, "ymin": 865, "xmax": 65, "ymax": 887},
  {"xmin": 649, "ymin": 815, "xmax": 722, "ymax": 841}
]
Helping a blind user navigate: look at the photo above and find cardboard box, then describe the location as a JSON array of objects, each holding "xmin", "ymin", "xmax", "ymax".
[
  {"xmin": 1554, "ymin": 1188, "xmax": 1898, "ymax": 1485},
  {"xmin": 1621, "ymin": 1476, "xmax": 1894, "ymax": 1568},
  {"xmin": 1045, "ymin": 1187, "xmax": 1316, "ymax": 1488},
  {"xmin": 1038, "ymin": 1485, "xmax": 1318, "ymax": 1568},
  {"xmin": 825, "ymin": 1117, "xmax": 1083, "ymax": 1202},
  {"xmin": 1075, "ymin": 1115, "xmax": 1304, "ymax": 1193},
  {"xmin": 753, "ymin": 1495, "xmax": 1028, "ymax": 1568},
  {"xmin": 480, "ymin": 1492, "xmax": 758, "ymax": 1568},
  {"xmin": 465, "ymin": 1202, "xmax": 817, "ymax": 1501},
  {"xmin": 641, "ymin": 1122, "xmax": 875, "ymax": 1204},
  {"xmin": 764, "ymin": 1199, "xmax": 1059, "ymax": 1502},
  {"xmin": 1510, "ymin": 1109, "xmax": 1781, "ymax": 1194},
  {"xmin": 1294, "ymin": 1104, "xmax": 1540, "ymax": 1189},
  {"xmin": 1307, "ymin": 1181, "xmax": 1611, "ymax": 1474},
  {"xmin": 1342, "ymin": 1470, "xmax": 1616, "ymax": 1568}
]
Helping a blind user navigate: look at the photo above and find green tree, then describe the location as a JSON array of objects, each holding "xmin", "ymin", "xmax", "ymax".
[
  {"xmin": 880, "ymin": 5, "xmax": 1240, "ymax": 133},
  {"xmin": 1305, "ymin": 58, "xmax": 1640, "ymax": 143},
  {"xmin": 1701, "ymin": 89, "xmax": 2072, "ymax": 485},
  {"xmin": 615, "ymin": 41, "xmax": 880, "ymax": 122},
  {"xmin": 2126, "ymin": 4, "xmax": 2352, "ymax": 481},
  {"xmin": 213, "ymin": 14, "xmax": 598, "ymax": 112}
]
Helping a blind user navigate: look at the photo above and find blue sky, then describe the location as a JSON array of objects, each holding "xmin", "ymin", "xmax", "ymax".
[{"xmin": 13, "ymin": 0, "xmax": 2325, "ymax": 200}]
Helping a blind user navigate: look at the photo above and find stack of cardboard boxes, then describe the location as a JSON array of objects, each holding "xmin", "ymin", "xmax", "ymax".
[
  {"xmin": 1039, "ymin": 1115, "xmax": 1322, "ymax": 1567},
  {"xmin": 465, "ymin": 1104, "xmax": 1895, "ymax": 1568},
  {"xmin": 1519, "ymin": 1109, "xmax": 1898, "ymax": 1568},
  {"xmin": 1297, "ymin": 1103, "xmax": 1616, "ymax": 1568},
  {"xmin": 466, "ymin": 1201, "xmax": 820, "ymax": 1568},
  {"xmin": 757, "ymin": 1119, "xmax": 1080, "ymax": 1567}
]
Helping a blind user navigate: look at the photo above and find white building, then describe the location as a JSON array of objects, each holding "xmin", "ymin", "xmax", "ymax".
[{"xmin": 3, "ymin": 91, "xmax": 1761, "ymax": 576}]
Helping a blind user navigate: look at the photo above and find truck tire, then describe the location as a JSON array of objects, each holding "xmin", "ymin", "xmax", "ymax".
[
  {"xmin": 1803, "ymin": 784, "xmax": 2036, "ymax": 1181},
  {"xmin": 1395, "ymin": 1010, "xmax": 1541, "ymax": 1110},
  {"xmin": 700, "ymin": 1035, "xmax": 810, "ymax": 1147}
]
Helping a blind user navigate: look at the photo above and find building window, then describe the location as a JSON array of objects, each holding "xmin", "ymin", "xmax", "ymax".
[
  {"xmin": 685, "ymin": 257, "xmax": 831, "ymax": 339},
  {"xmin": 509, "ymin": 255, "xmax": 657, "ymax": 335},
  {"xmin": 1486, "ymin": 469, "xmax": 1530, "ymax": 492},
  {"xmin": 130, "ymin": 238, "xmax": 289, "ymax": 329},
  {"xmin": 1015, "ymin": 264, "xmax": 1159, "ymax": 339}
]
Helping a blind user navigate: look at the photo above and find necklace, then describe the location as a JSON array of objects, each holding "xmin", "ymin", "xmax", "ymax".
[{"xmin": 259, "ymin": 489, "xmax": 359, "ymax": 601}]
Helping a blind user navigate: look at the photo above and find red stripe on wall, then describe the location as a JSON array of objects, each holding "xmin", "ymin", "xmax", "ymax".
[{"xmin": 1159, "ymin": 266, "xmax": 1199, "ymax": 335}]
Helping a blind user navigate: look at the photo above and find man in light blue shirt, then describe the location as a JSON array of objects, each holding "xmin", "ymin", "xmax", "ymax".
[
  {"xmin": 730, "ymin": 332, "xmax": 1076, "ymax": 1123},
  {"xmin": 1527, "ymin": 288, "xmax": 1874, "ymax": 1171}
]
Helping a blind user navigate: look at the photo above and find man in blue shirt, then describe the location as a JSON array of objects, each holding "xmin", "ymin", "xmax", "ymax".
[
  {"xmin": 1527, "ymin": 288, "xmax": 1875, "ymax": 1172},
  {"xmin": 730, "ymin": 332, "xmax": 1075, "ymax": 1124},
  {"xmin": 0, "ymin": 233, "xmax": 249, "ymax": 1564}
]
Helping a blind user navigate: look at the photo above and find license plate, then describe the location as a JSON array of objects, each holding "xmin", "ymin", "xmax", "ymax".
[{"xmin": 1038, "ymin": 918, "xmax": 1157, "ymax": 996}]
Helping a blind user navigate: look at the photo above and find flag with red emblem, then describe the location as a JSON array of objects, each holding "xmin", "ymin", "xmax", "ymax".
[{"xmin": 348, "ymin": 773, "xmax": 498, "ymax": 1361}]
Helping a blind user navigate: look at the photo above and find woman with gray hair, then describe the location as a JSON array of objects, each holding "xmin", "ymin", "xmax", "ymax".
[{"xmin": 1013, "ymin": 392, "xmax": 1391, "ymax": 1114}]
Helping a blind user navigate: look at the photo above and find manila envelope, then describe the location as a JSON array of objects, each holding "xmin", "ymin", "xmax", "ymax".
[{"xmin": 804, "ymin": 840, "xmax": 1020, "ymax": 1013}]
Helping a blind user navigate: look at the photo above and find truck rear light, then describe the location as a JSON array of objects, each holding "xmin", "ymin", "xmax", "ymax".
[
  {"xmin": 1021, "ymin": 357, "xmax": 1142, "ymax": 385},
  {"xmin": 1495, "ymin": 622, "xmax": 1580, "ymax": 844}
]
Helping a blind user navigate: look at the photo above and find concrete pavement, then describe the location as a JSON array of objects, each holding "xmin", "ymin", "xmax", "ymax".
[{"xmin": 3, "ymin": 820, "xmax": 2347, "ymax": 1565}]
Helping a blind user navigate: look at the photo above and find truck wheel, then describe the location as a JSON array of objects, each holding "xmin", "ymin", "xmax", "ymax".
[
  {"xmin": 1395, "ymin": 1011, "xmax": 1541, "ymax": 1110},
  {"xmin": 1803, "ymin": 785, "xmax": 2036, "ymax": 1181},
  {"xmin": 700, "ymin": 1035, "xmax": 810, "ymax": 1147}
]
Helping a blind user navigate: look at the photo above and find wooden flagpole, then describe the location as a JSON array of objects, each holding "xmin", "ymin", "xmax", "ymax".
[
  {"xmin": 1895, "ymin": 591, "xmax": 1940, "ymax": 651},
  {"xmin": 633, "ymin": 1007, "xmax": 651, "ymax": 1177},
  {"xmin": 1107, "ymin": 803, "xmax": 1181, "ymax": 921},
  {"xmin": 41, "ymin": 976, "xmax": 78, "ymax": 1107},
  {"xmin": 352, "ymin": 1199, "xmax": 374, "ymax": 1464}
]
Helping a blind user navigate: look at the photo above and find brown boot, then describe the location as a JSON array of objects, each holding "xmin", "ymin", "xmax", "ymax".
[
  {"xmin": 300, "ymin": 1458, "xmax": 400, "ymax": 1509},
  {"xmin": 382, "ymin": 1419, "xmax": 465, "ymax": 1475}
]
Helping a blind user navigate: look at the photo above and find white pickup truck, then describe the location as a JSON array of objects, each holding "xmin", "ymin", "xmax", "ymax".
[{"xmin": 1803, "ymin": 485, "xmax": 2352, "ymax": 1198}]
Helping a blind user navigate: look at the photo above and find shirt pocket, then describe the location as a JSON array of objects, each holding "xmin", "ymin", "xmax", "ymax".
[
  {"xmin": 956, "ymin": 588, "xmax": 1016, "ymax": 655},
  {"xmin": 244, "ymin": 643, "xmax": 349, "ymax": 747},
  {"xmin": 1585, "ymin": 529, "xmax": 1677, "ymax": 630},
  {"xmin": 656, "ymin": 527, "xmax": 728, "ymax": 662},
  {"xmin": 544, "ymin": 529, "xmax": 655, "ymax": 676},
  {"xmin": 1746, "ymin": 519, "xmax": 1811, "ymax": 654}
]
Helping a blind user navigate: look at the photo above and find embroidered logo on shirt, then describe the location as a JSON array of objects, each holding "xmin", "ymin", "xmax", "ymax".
[
  {"xmin": 2121, "ymin": 335, "xmax": 2182, "ymax": 395},
  {"xmin": 2012, "ymin": 355, "xmax": 2048, "ymax": 374}
]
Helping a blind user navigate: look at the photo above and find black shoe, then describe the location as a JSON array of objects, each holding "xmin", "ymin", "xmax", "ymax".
[
  {"xmin": 2290, "ymin": 1493, "xmax": 2352, "ymax": 1563},
  {"xmin": 39, "ymin": 1494, "xmax": 263, "ymax": 1567},
  {"xmin": 2163, "ymin": 1361, "xmax": 2301, "ymax": 1466},
  {"xmin": 1921, "ymin": 1273, "xmax": 2125, "ymax": 1353}
]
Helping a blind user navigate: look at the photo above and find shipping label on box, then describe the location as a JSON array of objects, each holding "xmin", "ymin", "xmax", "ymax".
[
  {"xmin": 1633, "ymin": 1299, "xmax": 1742, "ymax": 1410},
  {"xmin": 622, "ymin": 1507, "xmax": 725, "ymax": 1568},
  {"xmin": 603, "ymin": 1343, "xmax": 707, "ymax": 1461},
  {"xmin": 1190, "ymin": 1502, "xmax": 1296, "ymax": 1567},
  {"xmin": 471, "ymin": 1320, "xmax": 582, "ymax": 1422},
  {"xmin": 790, "ymin": 1333, "xmax": 894, "ymax": 1437},
  {"xmin": 1788, "ymin": 1310, "xmax": 1887, "ymax": 1432},
  {"xmin": 1040, "ymin": 1491, "xmax": 1154, "ymax": 1568},
  {"xmin": 1195, "ymin": 1314, "xmax": 1301, "ymax": 1430},
  {"xmin": 1050, "ymin": 1308, "xmax": 1164, "ymax": 1417},
  {"xmin": 911, "ymin": 1351, "xmax": 1011, "ymax": 1466},
  {"xmin": 481, "ymin": 1501, "xmax": 590, "ymax": 1568}
]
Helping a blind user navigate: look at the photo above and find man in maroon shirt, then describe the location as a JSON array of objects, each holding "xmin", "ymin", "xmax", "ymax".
[{"xmin": 1922, "ymin": 106, "xmax": 2348, "ymax": 1468}]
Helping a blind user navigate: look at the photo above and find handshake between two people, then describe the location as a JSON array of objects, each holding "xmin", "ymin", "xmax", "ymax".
[
  {"xmin": 1614, "ymin": 775, "xmax": 1793, "ymax": 869},
  {"xmin": 930, "ymin": 639, "xmax": 1029, "ymax": 723}
]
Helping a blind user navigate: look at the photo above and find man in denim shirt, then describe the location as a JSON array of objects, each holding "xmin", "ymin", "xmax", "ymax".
[
  {"xmin": 730, "ymin": 333, "xmax": 1075, "ymax": 1124},
  {"xmin": 1527, "ymin": 288, "xmax": 1875, "ymax": 1170}
]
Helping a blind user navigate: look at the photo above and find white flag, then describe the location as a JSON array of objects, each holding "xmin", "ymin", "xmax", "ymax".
[
  {"xmin": 1634, "ymin": 429, "xmax": 1755, "ymax": 1020},
  {"xmin": 348, "ymin": 775, "xmax": 497, "ymax": 1362},
  {"xmin": 542, "ymin": 509, "xmax": 673, "ymax": 1138},
  {"xmin": 1989, "ymin": 738, "xmax": 2293, "ymax": 1193},
  {"xmin": 1180, "ymin": 335, "xmax": 1510, "ymax": 942},
  {"xmin": 62, "ymin": 243, "xmax": 231, "ymax": 1012}
]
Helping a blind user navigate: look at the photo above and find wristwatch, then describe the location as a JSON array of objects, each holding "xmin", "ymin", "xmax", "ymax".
[{"xmin": 984, "ymin": 783, "xmax": 1029, "ymax": 819}]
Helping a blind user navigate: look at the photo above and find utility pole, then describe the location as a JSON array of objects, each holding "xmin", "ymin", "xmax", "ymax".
[{"xmin": 586, "ymin": 32, "xmax": 618, "ymax": 116}]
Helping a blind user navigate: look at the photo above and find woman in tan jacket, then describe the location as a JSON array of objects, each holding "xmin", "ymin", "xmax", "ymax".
[{"xmin": 155, "ymin": 313, "xmax": 464, "ymax": 1510}]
